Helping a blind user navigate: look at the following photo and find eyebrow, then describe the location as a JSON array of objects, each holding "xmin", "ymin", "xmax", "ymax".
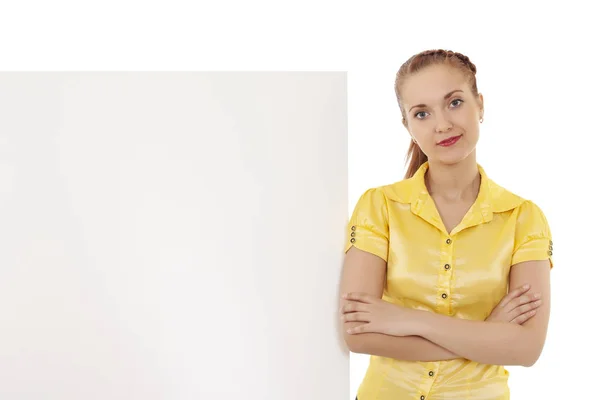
[{"xmin": 408, "ymin": 89, "xmax": 464, "ymax": 113}]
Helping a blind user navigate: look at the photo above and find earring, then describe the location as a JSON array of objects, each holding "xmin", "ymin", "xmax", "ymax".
[{"xmin": 480, "ymin": 117, "xmax": 484, "ymax": 123}]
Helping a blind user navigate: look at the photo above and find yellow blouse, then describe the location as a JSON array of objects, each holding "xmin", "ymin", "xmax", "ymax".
[{"xmin": 345, "ymin": 161, "xmax": 553, "ymax": 400}]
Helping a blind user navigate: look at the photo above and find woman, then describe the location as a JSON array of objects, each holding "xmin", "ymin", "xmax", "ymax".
[{"xmin": 339, "ymin": 49, "xmax": 553, "ymax": 399}]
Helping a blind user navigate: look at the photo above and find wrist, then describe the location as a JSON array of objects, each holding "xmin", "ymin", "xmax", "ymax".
[{"xmin": 412, "ymin": 309, "xmax": 435, "ymax": 337}]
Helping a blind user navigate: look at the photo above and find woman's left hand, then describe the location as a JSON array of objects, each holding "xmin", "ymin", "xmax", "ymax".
[{"xmin": 341, "ymin": 292, "xmax": 424, "ymax": 336}]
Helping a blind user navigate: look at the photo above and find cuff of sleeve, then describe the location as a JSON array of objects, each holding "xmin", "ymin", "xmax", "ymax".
[
  {"xmin": 511, "ymin": 237, "xmax": 554, "ymax": 269},
  {"xmin": 344, "ymin": 224, "xmax": 388, "ymax": 262}
]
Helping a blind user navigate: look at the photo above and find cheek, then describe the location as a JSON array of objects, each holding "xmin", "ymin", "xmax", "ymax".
[
  {"xmin": 466, "ymin": 127, "xmax": 480, "ymax": 145},
  {"xmin": 412, "ymin": 130, "xmax": 430, "ymax": 146},
  {"xmin": 459, "ymin": 113, "xmax": 480, "ymax": 136}
]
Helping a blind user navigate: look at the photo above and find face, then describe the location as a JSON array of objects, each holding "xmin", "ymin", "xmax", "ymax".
[{"xmin": 401, "ymin": 64, "xmax": 484, "ymax": 165}]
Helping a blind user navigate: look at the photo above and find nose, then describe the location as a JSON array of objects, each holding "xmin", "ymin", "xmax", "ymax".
[{"xmin": 435, "ymin": 113, "xmax": 453, "ymax": 133}]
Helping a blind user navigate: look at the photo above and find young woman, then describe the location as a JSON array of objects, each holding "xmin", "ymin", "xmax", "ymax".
[{"xmin": 339, "ymin": 49, "xmax": 553, "ymax": 400}]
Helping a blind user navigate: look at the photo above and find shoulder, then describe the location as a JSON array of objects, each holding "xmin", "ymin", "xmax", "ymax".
[
  {"xmin": 487, "ymin": 178, "xmax": 549, "ymax": 216},
  {"xmin": 488, "ymin": 179, "xmax": 548, "ymax": 217},
  {"xmin": 354, "ymin": 186, "xmax": 388, "ymax": 203},
  {"xmin": 361, "ymin": 178, "xmax": 416, "ymax": 204},
  {"xmin": 488, "ymin": 179, "xmax": 525, "ymax": 212},
  {"xmin": 513, "ymin": 199, "xmax": 551, "ymax": 230},
  {"xmin": 381, "ymin": 179, "xmax": 412, "ymax": 203},
  {"xmin": 488, "ymin": 180, "xmax": 551, "ymax": 240},
  {"xmin": 349, "ymin": 186, "xmax": 390, "ymax": 218}
]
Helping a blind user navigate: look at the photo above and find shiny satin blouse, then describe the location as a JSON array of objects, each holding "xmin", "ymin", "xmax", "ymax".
[{"xmin": 345, "ymin": 161, "xmax": 553, "ymax": 400}]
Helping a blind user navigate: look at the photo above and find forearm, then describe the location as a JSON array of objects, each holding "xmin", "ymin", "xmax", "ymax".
[
  {"xmin": 417, "ymin": 312, "xmax": 537, "ymax": 366},
  {"xmin": 348, "ymin": 332, "xmax": 463, "ymax": 362}
]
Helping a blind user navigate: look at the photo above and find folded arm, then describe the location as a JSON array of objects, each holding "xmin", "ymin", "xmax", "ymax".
[
  {"xmin": 348, "ymin": 331, "xmax": 462, "ymax": 362},
  {"xmin": 414, "ymin": 259, "xmax": 552, "ymax": 367},
  {"xmin": 341, "ymin": 247, "xmax": 463, "ymax": 361}
]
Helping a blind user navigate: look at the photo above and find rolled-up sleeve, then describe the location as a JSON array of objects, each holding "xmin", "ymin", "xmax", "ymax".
[
  {"xmin": 511, "ymin": 200, "xmax": 554, "ymax": 268},
  {"xmin": 344, "ymin": 188, "xmax": 390, "ymax": 262}
]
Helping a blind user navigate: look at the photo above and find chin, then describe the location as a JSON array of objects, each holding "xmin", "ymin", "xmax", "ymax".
[
  {"xmin": 432, "ymin": 140, "xmax": 476, "ymax": 164},
  {"xmin": 436, "ymin": 157, "xmax": 466, "ymax": 166},
  {"xmin": 434, "ymin": 150, "xmax": 473, "ymax": 165}
]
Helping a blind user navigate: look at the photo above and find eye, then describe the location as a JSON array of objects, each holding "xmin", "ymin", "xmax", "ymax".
[
  {"xmin": 413, "ymin": 99, "xmax": 464, "ymax": 120},
  {"xmin": 450, "ymin": 98, "xmax": 464, "ymax": 107}
]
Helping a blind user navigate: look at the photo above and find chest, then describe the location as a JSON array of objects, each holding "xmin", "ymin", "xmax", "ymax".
[
  {"xmin": 385, "ymin": 203, "xmax": 519, "ymax": 320},
  {"xmin": 432, "ymin": 197, "xmax": 474, "ymax": 234}
]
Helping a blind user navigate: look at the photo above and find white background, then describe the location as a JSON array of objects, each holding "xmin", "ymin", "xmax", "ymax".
[
  {"xmin": 0, "ymin": 72, "xmax": 348, "ymax": 399},
  {"xmin": 1, "ymin": 1, "xmax": 599, "ymax": 399}
]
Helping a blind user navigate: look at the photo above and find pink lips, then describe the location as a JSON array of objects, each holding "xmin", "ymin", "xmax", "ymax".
[{"xmin": 438, "ymin": 135, "xmax": 462, "ymax": 146}]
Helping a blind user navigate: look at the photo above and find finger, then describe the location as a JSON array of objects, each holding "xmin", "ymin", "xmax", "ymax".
[
  {"xmin": 506, "ymin": 292, "xmax": 538, "ymax": 312},
  {"xmin": 510, "ymin": 309, "xmax": 537, "ymax": 324},
  {"xmin": 341, "ymin": 312, "xmax": 370, "ymax": 323},
  {"xmin": 341, "ymin": 302, "xmax": 369, "ymax": 314},
  {"xmin": 508, "ymin": 299, "xmax": 541, "ymax": 319},
  {"xmin": 508, "ymin": 299, "xmax": 542, "ymax": 320},
  {"xmin": 498, "ymin": 284, "xmax": 530, "ymax": 308},
  {"xmin": 346, "ymin": 323, "xmax": 372, "ymax": 335},
  {"xmin": 498, "ymin": 285, "xmax": 529, "ymax": 308},
  {"xmin": 343, "ymin": 292, "xmax": 371, "ymax": 303},
  {"xmin": 506, "ymin": 292, "xmax": 541, "ymax": 313}
]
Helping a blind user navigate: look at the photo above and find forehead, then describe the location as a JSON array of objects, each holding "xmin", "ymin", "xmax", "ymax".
[{"xmin": 402, "ymin": 64, "xmax": 469, "ymax": 105}]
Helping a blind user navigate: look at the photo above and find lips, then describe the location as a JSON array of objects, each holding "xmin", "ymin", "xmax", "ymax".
[{"xmin": 438, "ymin": 135, "xmax": 462, "ymax": 145}]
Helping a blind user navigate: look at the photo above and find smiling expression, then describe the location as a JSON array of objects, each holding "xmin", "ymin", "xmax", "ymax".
[{"xmin": 400, "ymin": 64, "xmax": 484, "ymax": 164}]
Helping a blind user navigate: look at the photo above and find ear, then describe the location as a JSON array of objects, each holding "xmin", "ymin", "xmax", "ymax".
[
  {"xmin": 402, "ymin": 117, "xmax": 409, "ymax": 129},
  {"xmin": 478, "ymin": 93, "xmax": 484, "ymax": 117}
]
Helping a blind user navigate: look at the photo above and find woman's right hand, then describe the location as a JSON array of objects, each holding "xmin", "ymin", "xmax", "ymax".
[{"xmin": 485, "ymin": 284, "xmax": 542, "ymax": 325}]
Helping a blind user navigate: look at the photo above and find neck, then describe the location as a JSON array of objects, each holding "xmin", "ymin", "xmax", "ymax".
[{"xmin": 425, "ymin": 154, "xmax": 480, "ymax": 203}]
